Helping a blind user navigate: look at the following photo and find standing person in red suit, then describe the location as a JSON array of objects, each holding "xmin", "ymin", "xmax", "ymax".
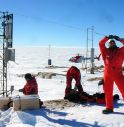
[
  {"xmin": 19, "ymin": 73, "xmax": 38, "ymax": 95},
  {"xmin": 99, "ymin": 35, "xmax": 124, "ymax": 114},
  {"xmin": 65, "ymin": 66, "xmax": 84, "ymax": 98}
]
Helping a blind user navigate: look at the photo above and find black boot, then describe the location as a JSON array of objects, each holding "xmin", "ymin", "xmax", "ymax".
[{"xmin": 102, "ymin": 108, "xmax": 113, "ymax": 114}]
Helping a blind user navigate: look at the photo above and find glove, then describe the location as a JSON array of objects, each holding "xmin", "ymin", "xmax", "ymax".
[
  {"xmin": 19, "ymin": 89, "xmax": 23, "ymax": 92},
  {"xmin": 106, "ymin": 35, "xmax": 114, "ymax": 39},
  {"xmin": 98, "ymin": 79, "xmax": 104, "ymax": 86},
  {"xmin": 114, "ymin": 35, "xmax": 121, "ymax": 41},
  {"xmin": 120, "ymin": 38, "xmax": 124, "ymax": 45}
]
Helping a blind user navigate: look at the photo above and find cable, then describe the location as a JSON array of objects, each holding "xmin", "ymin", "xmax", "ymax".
[
  {"xmin": 14, "ymin": 12, "xmax": 105, "ymax": 36},
  {"xmin": 15, "ymin": 12, "xmax": 84, "ymax": 31},
  {"xmin": 94, "ymin": 31, "xmax": 106, "ymax": 36}
]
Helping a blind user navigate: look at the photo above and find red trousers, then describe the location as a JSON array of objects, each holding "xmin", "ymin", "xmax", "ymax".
[{"xmin": 104, "ymin": 68, "xmax": 124, "ymax": 110}]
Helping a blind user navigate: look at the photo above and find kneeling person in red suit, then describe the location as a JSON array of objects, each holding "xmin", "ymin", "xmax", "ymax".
[{"xmin": 65, "ymin": 66, "xmax": 84, "ymax": 98}]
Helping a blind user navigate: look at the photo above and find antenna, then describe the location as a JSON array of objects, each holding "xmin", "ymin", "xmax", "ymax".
[
  {"xmin": 86, "ymin": 26, "xmax": 95, "ymax": 74},
  {"xmin": 48, "ymin": 44, "xmax": 52, "ymax": 66},
  {"xmin": 0, "ymin": 12, "xmax": 15, "ymax": 97},
  {"xmin": 90, "ymin": 26, "xmax": 95, "ymax": 74},
  {"xmin": 49, "ymin": 44, "xmax": 51, "ymax": 59}
]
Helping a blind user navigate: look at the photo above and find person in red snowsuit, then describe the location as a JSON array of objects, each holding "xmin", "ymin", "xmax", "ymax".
[
  {"xmin": 65, "ymin": 66, "xmax": 84, "ymax": 97},
  {"xmin": 19, "ymin": 73, "xmax": 38, "ymax": 95},
  {"xmin": 99, "ymin": 35, "xmax": 124, "ymax": 114}
]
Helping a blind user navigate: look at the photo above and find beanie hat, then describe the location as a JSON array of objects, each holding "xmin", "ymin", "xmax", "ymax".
[{"xmin": 25, "ymin": 73, "xmax": 32, "ymax": 80}]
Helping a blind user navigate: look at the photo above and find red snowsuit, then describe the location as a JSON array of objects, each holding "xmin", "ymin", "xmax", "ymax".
[
  {"xmin": 65, "ymin": 66, "xmax": 83, "ymax": 95},
  {"xmin": 23, "ymin": 77, "xmax": 38, "ymax": 95},
  {"xmin": 99, "ymin": 37, "xmax": 124, "ymax": 110}
]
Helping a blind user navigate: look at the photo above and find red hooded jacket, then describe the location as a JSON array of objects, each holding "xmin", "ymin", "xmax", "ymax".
[
  {"xmin": 23, "ymin": 77, "xmax": 38, "ymax": 95},
  {"xmin": 99, "ymin": 37, "xmax": 124, "ymax": 72}
]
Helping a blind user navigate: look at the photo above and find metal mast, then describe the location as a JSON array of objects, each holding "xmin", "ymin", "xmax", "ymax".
[
  {"xmin": 0, "ymin": 11, "xmax": 14, "ymax": 97},
  {"xmin": 86, "ymin": 26, "xmax": 95, "ymax": 74}
]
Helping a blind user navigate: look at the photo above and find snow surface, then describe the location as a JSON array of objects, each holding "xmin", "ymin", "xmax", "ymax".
[{"xmin": 0, "ymin": 46, "xmax": 124, "ymax": 127}]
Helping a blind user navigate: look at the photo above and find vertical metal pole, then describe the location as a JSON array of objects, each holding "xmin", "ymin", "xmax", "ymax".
[
  {"xmin": 5, "ymin": 12, "xmax": 8, "ymax": 97},
  {"xmin": 3, "ymin": 12, "xmax": 5, "ymax": 96},
  {"xmin": 49, "ymin": 44, "xmax": 50, "ymax": 59},
  {"xmin": 2, "ymin": 12, "xmax": 8, "ymax": 97},
  {"xmin": 90, "ymin": 26, "xmax": 94, "ymax": 74},
  {"xmin": 5, "ymin": 47, "xmax": 7, "ymax": 97},
  {"xmin": 86, "ymin": 28, "xmax": 88, "ymax": 73},
  {"xmin": 91, "ymin": 26, "xmax": 94, "ymax": 49},
  {"xmin": 3, "ymin": 37, "xmax": 4, "ymax": 96},
  {"xmin": 48, "ymin": 44, "xmax": 52, "ymax": 66}
]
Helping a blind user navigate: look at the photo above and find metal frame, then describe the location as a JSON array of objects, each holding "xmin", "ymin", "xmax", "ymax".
[
  {"xmin": 86, "ymin": 26, "xmax": 95, "ymax": 74},
  {"xmin": 0, "ymin": 11, "xmax": 13, "ymax": 96}
]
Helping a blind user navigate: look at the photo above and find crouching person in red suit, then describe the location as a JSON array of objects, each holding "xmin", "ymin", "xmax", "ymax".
[
  {"xmin": 19, "ymin": 73, "xmax": 38, "ymax": 95},
  {"xmin": 99, "ymin": 35, "xmax": 124, "ymax": 114},
  {"xmin": 19, "ymin": 73, "xmax": 43, "ymax": 107},
  {"xmin": 64, "ymin": 66, "xmax": 84, "ymax": 99}
]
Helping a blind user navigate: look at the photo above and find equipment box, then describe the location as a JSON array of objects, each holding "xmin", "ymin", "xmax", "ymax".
[
  {"xmin": 0, "ymin": 97, "xmax": 11, "ymax": 110},
  {"xmin": 13, "ymin": 95, "xmax": 40, "ymax": 111}
]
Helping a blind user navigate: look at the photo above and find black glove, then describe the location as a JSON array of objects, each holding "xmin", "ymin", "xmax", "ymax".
[
  {"xmin": 106, "ymin": 35, "xmax": 114, "ymax": 39},
  {"xmin": 19, "ymin": 89, "xmax": 23, "ymax": 92},
  {"xmin": 114, "ymin": 35, "xmax": 121, "ymax": 41},
  {"xmin": 98, "ymin": 79, "xmax": 104, "ymax": 86}
]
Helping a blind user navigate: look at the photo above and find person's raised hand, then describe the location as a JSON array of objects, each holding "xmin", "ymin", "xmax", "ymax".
[
  {"xmin": 114, "ymin": 35, "xmax": 121, "ymax": 41},
  {"xmin": 106, "ymin": 35, "xmax": 114, "ymax": 39}
]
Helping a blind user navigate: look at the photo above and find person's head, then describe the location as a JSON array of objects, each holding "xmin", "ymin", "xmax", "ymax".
[
  {"xmin": 108, "ymin": 40, "xmax": 118, "ymax": 51},
  {"xmin": 25, "ymin": 73, "xmax": 33, "ymax": 81}
]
